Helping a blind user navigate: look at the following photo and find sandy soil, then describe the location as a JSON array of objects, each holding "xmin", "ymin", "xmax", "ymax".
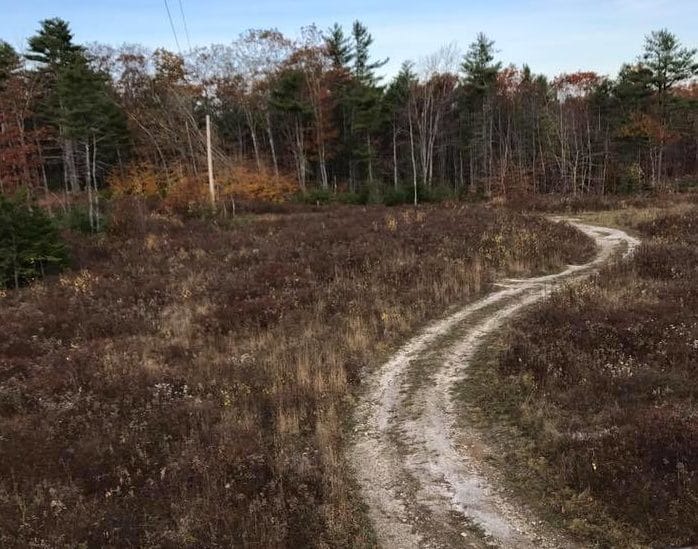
[{"xmin": 349, "ymin": 219, "xmax": 639, "ymax": 548}]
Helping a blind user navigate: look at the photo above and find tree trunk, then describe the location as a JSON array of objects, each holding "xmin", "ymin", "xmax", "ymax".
[
  {"xmin": 92, "ymin": 135, "xmax": 100, "ymax": 231},
  {"xmin": 393, "ymin": 123, "xmax": 399, "ymax": 190},
  {"xmin": 408, "ymin": 108, "xmax": 418, "ymax": 205},
  {"xmin": 185, "ymin": 120, "xmax": 198, "ymax": 175},
  {"xmin": 294, "ymin": 117, "xmax": 306, "ymax": 191},
  {"xmin": 65, "ymin": 139, "xmax": 79, "ymax": 192},
  {"xmin": 85, "ymin": 142, "xmax": 94, "ymax": 231},
  {"xmin": 266, "ymin": 112, "xmax": 279, "ymax": 177},
  {"xmin": 367, "ymin": 134, "xmax": 373, "ymax": 186},
  {"xmin": 246, "ymin": 109, "xmax": 262, "ymax": 171}
]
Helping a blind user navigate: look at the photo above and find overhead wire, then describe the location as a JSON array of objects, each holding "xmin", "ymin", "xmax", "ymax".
[
  {"xmin": 177, "ymin": 0, "xmax": 193, "ymax": 52},
  {"xmin": 163, "ymin": 0, "xmax": 182, "ymax": 53}
]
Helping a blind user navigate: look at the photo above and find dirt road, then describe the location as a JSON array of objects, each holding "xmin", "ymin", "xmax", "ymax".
[{"xmin": 349, "ymin": 219, "xmax": 639, "ymax": 548}]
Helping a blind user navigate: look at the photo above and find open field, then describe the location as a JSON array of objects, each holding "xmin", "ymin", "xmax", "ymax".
[
  {"xmin": 458, "ymin": 204, "xmax": 698, "ymax": 547},
  {"xmin": 0, "ymin": 203, "xmax": 594, "ymax": 547},
  {"xmin": 2, "ymin": 5, "xmax": 698, "ymax": 548}
]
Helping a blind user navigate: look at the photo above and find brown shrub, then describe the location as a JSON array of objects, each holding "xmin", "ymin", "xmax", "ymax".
[
  {"xmin": 0, "ymin": 204, "xmax": 592, "ymax": 547},
  {"xmin": 486, "ymin": 205, "xmax": 698, "ymax": 546}
]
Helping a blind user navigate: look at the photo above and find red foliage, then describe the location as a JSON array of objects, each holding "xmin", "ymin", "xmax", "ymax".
[
  {"xmin": 0, "ymin": 75, "xmax": 44, "ymax": 192},
  {"xmin": 553, "ymin": 71, "xmax": 603, "ymax": 99}
]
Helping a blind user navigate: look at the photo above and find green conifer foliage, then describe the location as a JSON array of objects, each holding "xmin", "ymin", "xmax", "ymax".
[{"xmin": 0, "ymin": 194, "xmax": 68, "ymax": 289}]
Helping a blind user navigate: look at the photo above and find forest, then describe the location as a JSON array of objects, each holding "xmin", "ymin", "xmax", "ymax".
[{"xmin": 0, "ymin": 18, "xmax": 696, "ymax": 216}]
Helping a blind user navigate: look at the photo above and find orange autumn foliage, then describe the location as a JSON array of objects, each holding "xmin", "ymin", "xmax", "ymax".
[
  {"xmin": 107, "ymin": 162, "xmax": 299, "ymax": 211},
  {"xmin": 219, "ymin": 165, "xmax": 298, "ymax": 203},
  {"xmin": 108, "ymin": 163, "xmax": 163, "ymax": 198},
  {"xmin": 620, "ymin": 113, "xmax": 675, "ymax": 144}
]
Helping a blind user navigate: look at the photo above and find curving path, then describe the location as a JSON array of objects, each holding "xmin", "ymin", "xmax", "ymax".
[{"xmin": 349, "ymin": 219, "xmax": 639, "ymax": 548}]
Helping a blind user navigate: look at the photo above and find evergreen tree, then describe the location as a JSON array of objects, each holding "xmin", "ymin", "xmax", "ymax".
[
  {"xmin": 26, "ymin": 18, "xmax": 83, "ymax": 72},
  {"xmin": 26, "ymin": 19, "xmax": 85, "ymax": 192},
  {"xmin": 615, "ymin": 63, "xmax": 654, "ymax": 112},
  {"xmin": 642, "ymin": 29, "xmax": 698, "ymax": 96},
  {"xmin": 386, "ymin": 62, "xmax": 415, "ymax": 104},
  {"xmin": 26, "ymin": 19, "xmax": 127, "ymax": 198},
  {"xmin": 0, "ymin": 41, "xmax": 19, "ymax": 88},
  {"xmin": 60, "ymin": 55, "xmax": 129, "ymax": 228},
  {"xmin": 57, "ymin": 55, "xmax": 126, "ymax": 143},
  {"xmin": 270, "ymin": 68, "xmax": 314, "ymax": 188},
  {"xmin": 461, "ymin": 33, "xmax": 502, "ymax": 96},
  {"xmin": 0, "ymin": 193, "xmax": 68, "ymax": 289},
  {"xmin": 636, "ymin": 30, "xmax": 697, "ymax": 186},
  {"xmin": 346, "ymin": 22, "xmax": 387, "ymax": 185},
  {"xmin": 383, "ymin": 62, "xmax": 417, "ymax": 190},
  {"xmin": 351, "ymin": 21, "xmax": 388, "ymax": 85},
  {"xmin": 326, "ymin": 23, "xmax": 354, "ymax": 70},
  {"xmin": 460, "ymin": 33, "xmax": 502, "ymax": 193}
]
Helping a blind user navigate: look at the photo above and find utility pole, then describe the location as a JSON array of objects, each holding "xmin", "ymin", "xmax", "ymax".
[{"xmin": 206, "ymin": 114, "xmax": 216, "ymax": 207}]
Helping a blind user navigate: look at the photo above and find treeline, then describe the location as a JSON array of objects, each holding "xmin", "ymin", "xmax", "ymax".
[{"xmin": 0, "ymin": 19, "xmax": 697, "ymax": 207}]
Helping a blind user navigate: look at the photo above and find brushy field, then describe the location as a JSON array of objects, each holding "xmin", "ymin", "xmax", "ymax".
[
  {"xmin": 0, "ymin": 202, "xmax": 594, "ymax": 548},
  {"xmin": 502, "ymin": 189, "xmax": 698, "ymax": 215},
  {"xmin": 461, "ymin": 204, "xmax": 698, "ymax": 547}
]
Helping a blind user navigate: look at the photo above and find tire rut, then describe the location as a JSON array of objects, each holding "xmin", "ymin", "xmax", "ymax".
[{"xmin": 349, "ymin": 219, "xmax": 639, "ymax": 549}]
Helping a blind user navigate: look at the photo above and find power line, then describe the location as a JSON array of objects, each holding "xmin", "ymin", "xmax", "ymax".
[
  {"xmin": 163, "ymin": 0, "xmax": 182, "ymax": 53},
  {"xmin": 177, "ymin": 0, "xmax": 193, "ymax": 52}
]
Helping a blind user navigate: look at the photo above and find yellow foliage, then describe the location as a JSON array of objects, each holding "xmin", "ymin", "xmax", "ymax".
[
  {"xmin": 108, "ymin": 164, "xmax": 163, "ymax": 198},
  {"xmin": 218, "ymin": 165, "xmax": 298, "ymax": 202},
  {"xmin": 619, "ymin": 113, "xmax": 673, "ymax": 143},
  {"xmin": 108, "ymin": 162, "xmax": 298, "ymax": 209},
  {"xmin": 163, "ymin": 175, "xmax": 209, "ymax": 211}
]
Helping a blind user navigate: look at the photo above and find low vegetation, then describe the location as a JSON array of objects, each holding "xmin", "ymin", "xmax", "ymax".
[
  {"xmin": 460, "ymin": 205, "xmax": 698, "ymax": 547},
  {"xmin": 0, "ymin": 203, "xmax": 594, "ymax": 547}
]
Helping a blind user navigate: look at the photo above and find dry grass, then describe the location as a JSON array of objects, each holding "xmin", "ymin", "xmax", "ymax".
[
  {"xmin": 460, "ymin": 204, "xmax": 698, "ymax": 547},
  {"xmin": 0, "ymin": 201, "xmax": 594, "ymax": 547},
  {"xmin": 504, "ymin": 190, "xmax": 698, "ymax": 215},
  {"xmin": 575, "ymin": 201, "xmax": 695, "ymax": 233}
]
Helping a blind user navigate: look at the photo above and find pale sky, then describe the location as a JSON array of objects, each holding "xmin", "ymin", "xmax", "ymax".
[{"xmin": 1, "ymin": 0, "xmax": 697, "ymax": 79}]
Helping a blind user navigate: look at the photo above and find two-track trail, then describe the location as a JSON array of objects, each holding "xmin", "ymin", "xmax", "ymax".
[{"xmin": 349, "ymin": 219, "xmax": 639, "ymax": 549}]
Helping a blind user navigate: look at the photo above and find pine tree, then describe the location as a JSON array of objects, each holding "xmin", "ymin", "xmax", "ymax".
[
  {"xmin": 638, "ymin": 30, "xmax": 697, "ymax": 187},
  {"xmin": 615, "ymin": 63, "xmax": 654, "ymax": 112},
  {"xmin": 461, "ymin": 33, "xmax": 502, "ymax": 96},
  {"xmin": 460, "ymin": 33, "xmax": 502, "ymax": 194},
  {"xmin": 383, "ymin": 62, "xmax": 416, "ymax": 189},
  {"xmin": 26, "ymin": 18, "xmax": 83, "ymax": 69},
  {"xmin": 26, "ymin": 19, "xmax": 127, "ymax": 204},
  {"xmin": 270, "ymin": 69, "xmax": 313, "ymax": 189},
  {"xmin": 26, "ymin": 19, "xmax": 85, "ymax": 192},
  {"xmin": 642, "ymin": 29, "xmax": 698, "ymax": 97},
  {"xmin": 345, "ymin": 22, "xmax": 387, "ymax": 186},
  {"xmin": 326, "ymin": 23, "xmax": 354, "ymax": 70},
  {"xmin": 351, "ymin": 21, "xmax": 388, "ymax": 86},
  {"xmin": 59, "ymin": 55, "xmax": 128, "ymax": 229},
  {"xmin": 0, "ymin": 192, "xmax": 68, "ymax": 289},
  {"xmin": 0, "ymin": 41, "xmax": 19, "ymax": 88}
]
